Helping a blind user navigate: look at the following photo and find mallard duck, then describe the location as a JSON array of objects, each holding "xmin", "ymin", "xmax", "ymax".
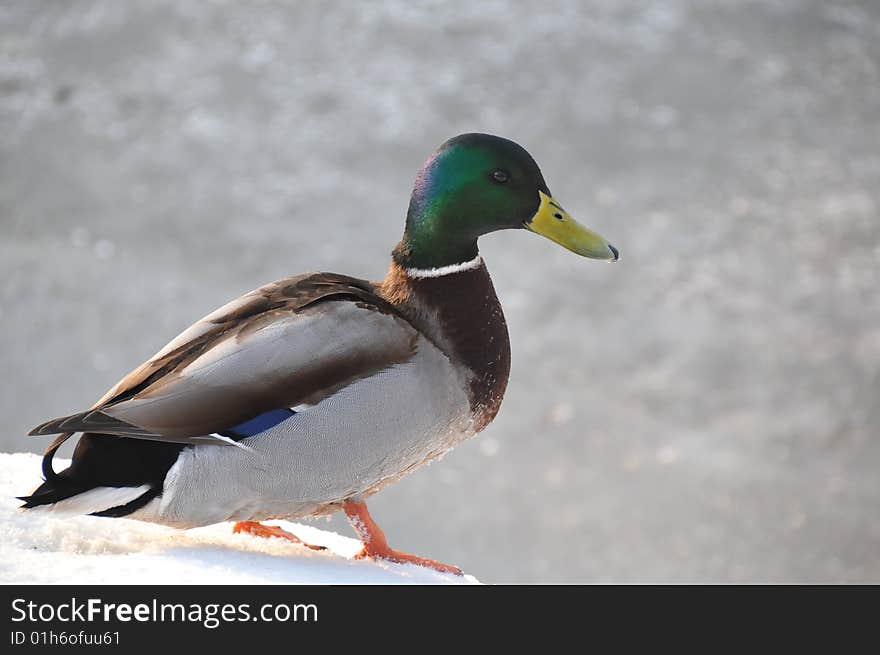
[{"xmin": 21, "ymin": 133, "xmax": 617, "ymax": 574}]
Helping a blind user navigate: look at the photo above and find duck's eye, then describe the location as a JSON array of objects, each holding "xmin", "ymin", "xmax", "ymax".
[{"xmin": 491, "ymin": 169, "xmax": 509, "ymax": 184}]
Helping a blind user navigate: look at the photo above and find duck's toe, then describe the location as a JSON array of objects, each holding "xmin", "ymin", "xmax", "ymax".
[
  {"xmin": 354, "ymin": 546, "xmax": 462, "ymax": 575},
  {"xmin": 233, "ymin": 520, "xmax": 327, "ymax": 551}
]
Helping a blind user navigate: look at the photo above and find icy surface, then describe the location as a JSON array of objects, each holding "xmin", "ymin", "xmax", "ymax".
[{"xmin": 0, "ymin": 454, "xmax": 478, "ymax": 585}]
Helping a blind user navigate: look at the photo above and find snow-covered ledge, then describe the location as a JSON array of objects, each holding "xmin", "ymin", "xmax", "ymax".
[{"xmin": 0, "ymin": 453, "xmax": 478, "ymax": 585}]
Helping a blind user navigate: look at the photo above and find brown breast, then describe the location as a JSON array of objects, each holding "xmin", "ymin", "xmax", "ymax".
[{"xmin": 377, "ymin": 259, "xmax": 511, "ymax": 432}]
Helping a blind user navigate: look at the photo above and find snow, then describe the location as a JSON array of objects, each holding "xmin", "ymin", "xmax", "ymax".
[{"xmin": 0, "ymin": 453, "xmax": 478, "ymax": 585}]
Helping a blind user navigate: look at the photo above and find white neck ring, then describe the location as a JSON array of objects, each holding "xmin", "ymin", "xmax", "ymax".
[{"xmin": 404, "ymin": 254, "xmax": 483, "ymax": 279}]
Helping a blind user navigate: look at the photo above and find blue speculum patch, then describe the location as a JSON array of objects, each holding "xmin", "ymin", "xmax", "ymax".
[{"xmin": 219, "ymin": 408, "xmax": 296, "ymax": 439}]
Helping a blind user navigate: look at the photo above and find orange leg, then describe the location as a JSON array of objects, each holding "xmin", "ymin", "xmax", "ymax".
[
  {"xmin": 342, "ymin": 499, "xmax": 462, "ymax": 575},
  {"xmin": 233, "ymin": 521, "xmax": 326, "ymax": 551}
]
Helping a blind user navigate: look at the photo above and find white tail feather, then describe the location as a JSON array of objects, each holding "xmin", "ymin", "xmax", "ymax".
[{"xmin": 31, "ymin": 485, "xmax": 152, "ymax": 515}]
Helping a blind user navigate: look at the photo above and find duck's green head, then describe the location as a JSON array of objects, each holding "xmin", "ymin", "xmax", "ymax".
[{"xmin": 393, "ymin": 133, "xmax": 618, "ymax": 271}]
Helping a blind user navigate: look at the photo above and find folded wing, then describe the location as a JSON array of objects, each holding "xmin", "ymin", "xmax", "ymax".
[{"xmin": 29, "ymin": 273, "xmax": 420, "ymax": 446}]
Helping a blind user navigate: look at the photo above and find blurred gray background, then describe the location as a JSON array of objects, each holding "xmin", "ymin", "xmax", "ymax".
[{"xmin": 2, "ymin": 0, "xmax": 879, "ymax": 583}]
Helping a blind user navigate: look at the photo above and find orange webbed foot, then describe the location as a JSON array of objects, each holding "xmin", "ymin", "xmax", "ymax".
[
  {"xmin": 354, "ymin": 546, "xmax": 462, "ymax": 575},
  {"xmin": 343, "ymin": 500, "xmax": 462, "ymax": 575},
  {"xmin": 232, "ymin": 521, "xmax": 326, "ymax": 551}
]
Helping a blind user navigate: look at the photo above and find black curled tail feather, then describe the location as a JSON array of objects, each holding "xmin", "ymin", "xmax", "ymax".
[
  {"xmin": 16, "ymin": 432, "xmax": 77, "ymax": 508},
  {"xmin": 42, "ymin": 432, "xmax": 73, "ymax": 482}
]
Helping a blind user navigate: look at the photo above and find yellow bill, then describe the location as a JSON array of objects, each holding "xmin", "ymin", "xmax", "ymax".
[{"xmin": 525, "ymin": 191, "xmax": 618, "ymax": 262}]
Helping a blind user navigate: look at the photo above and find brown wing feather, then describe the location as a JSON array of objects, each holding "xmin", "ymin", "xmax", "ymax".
[
  {"xmin": 91, "ymin": 272, "xmax": 388, "ymax": 409},
  {"xmin": 29, "ymin": 410, "xmax": 157, "ymax": 437}
]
